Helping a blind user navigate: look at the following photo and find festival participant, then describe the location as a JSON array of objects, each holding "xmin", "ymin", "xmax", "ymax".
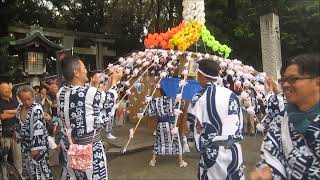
[
  {"xmin": 16, "ymin": 85, "xmax": 52, "ymax": 179},
  {"xmin": 146, "ymin": 88, "xmax": 189, "ymax": 167},
  {"xmin": 188, "ymin": 59, "xmax": 245, "ymax": 180},
  {"xmin": 35, "ymin": 86, "xmax": 53, "ymax": 121},
  {"xmin": 251, "ymin": 54, "xmax": 320, "ymax": 180},
  {"xmin": 57, "ymin": 55, "xmax": 123, "ymax": 180}
]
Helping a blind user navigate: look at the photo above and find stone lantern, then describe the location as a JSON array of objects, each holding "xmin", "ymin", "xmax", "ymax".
[{"xmin": 9, "ymin": 25, "xmax": 62, "ymax": 86}]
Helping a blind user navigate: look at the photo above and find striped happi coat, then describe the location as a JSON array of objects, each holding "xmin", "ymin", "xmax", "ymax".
[
  {"xmin": 189, "ymin": 82, "xmax": 245, "ymax": 180},
  {"xmin": 57, "ymin": 85, "xmax": 117, "ymax": 180},
  {"xmin": 16, "ymin": 103, "xmax": 52, "ymax": 180}
]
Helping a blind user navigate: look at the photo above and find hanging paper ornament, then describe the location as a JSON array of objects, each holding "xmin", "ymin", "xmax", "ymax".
[
  {"xmin": 160, "ymin": 71, "xmax": 167, "ymax": 78},
  {"xmin": 174, "ymin": 109, "xmax": 183, "ymax": 116},
  {"xmin": 135, "ymin": 83, "xmax": 144, "ymax": 94},
  {"xmin": 129, "ymin": 128, "xmax": 134, "ymax": 138},
  {"xmin": 176, "ymin": 93, "xmax": 183, "ymax": 102},
  {"xmin": 137, "ymin": 113, "xmax": 144, "ymax": 119},
  {"xmin": 171, "ymin": 127, "xmax": 179, "ymax": 135},
  {"xmin": 179, "ymin": 80, "xmax": 188, "ymax": 87},
  {"xmin": 145, "ymin": 96, "xmax": 152, "ymax": 103}
]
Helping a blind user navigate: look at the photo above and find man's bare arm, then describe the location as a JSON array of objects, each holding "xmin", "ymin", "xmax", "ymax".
[{"xmin": 0, "ymin": 109, "xmax": 17, "ymax": 120}]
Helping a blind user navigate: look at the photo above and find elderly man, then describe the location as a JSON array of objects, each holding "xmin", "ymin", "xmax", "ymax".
[
  {"xmin": 0, "ymin": 82, "xmax": 22, "ymax": 175},
  {"xmin": 188, "ymin": 59, "xmax": 244, "ymax": 180},
  {"xmin": 16, "ymin": 85, "xmax": 52, "ymax": 179},
  {"xmin": 57, "ymin": 55, "xmax": 123, "ymax": 180},
  {"xmin": 251, "ymin": 54, "xmax": 320, "ymax": 179}
]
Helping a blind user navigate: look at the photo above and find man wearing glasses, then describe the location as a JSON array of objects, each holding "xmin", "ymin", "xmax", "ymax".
[{"xmin": 251, "ymin": 54, "xmax": 320, "ymax": 180}]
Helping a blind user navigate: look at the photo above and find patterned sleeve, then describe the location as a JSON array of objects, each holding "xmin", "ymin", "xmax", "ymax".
[
  {"xmin": 94, "ymin": 87, "xmax": 118, "ymax": 128},
  {"xmin": 227, "ymin": 92, "xmax": 243, "ymax": 138},
  {"xmin": 31, "ymin": 106, "xmax": 48, "ymax": 153},
  {"xmin": 15, "ymin": 104, "xmax": 22, "ymax": 141},
  {"xmin": 261, "ymin": 92, "xmax": 280, "ymax": 129},
  {"xmin": 261, "ymin": 112, "xmax": 274, "ymax": 131}
]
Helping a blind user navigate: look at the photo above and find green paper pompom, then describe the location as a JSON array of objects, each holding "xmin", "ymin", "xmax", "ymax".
[
  {"xmin": 208, "ymin": 36, "xmax": 215, "ymax": 42},
  {"xmin": 212, "ymin": 45, "xmax": 219, "ymax": 51},
  {"xmin": 225, "ymin": 47, "xmax": 232, "ymax": 54},
  {"xmin": 202, "ymin": 36, "xmax": 209, "ymax": 42},
  {"xmin": 207, "ymin": 41, "xmax": 214, "ymax": 48}
]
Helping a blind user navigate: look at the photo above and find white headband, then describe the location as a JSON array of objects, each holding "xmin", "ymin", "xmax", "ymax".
[{"xmin": 198, "ymin": 69, "xmax": 219, "ymax": 80}]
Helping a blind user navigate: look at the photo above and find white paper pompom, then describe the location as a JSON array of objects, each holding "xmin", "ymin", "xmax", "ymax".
[
  {"xmin": 219, "ymin": 61, "xmax": 227, "ymax": 68},
  {"xmin": 125, "ymin": 81, "xmax": 130, "ymax": 86},
  {"xmin": 182, "ymin": 69, "xmax": 189, "ymax": 76},
  {"xmin": 126, "ymin": 89, "xmax": 132, "ymax": 95},
  {"xmin": 145, "ymin": 96, "xmax": 152, "ymax": 103},
  {"xmin": 137, "ymin": 113, "xmax": 144, "ymax": 119},
  {"xmin": 174, "ymin": 109, "xmax": 183, "ymax": 116},
  {"xmin": 240, "ymin": 91, "xmax": 248, "ymax": 99},
  {"xmin": 227, "ymin": 70, "xmax": 235, "ymax": 76},
  {"xmin": 176, "ymin": 93, "xmax": 182, "ymax": 102},
  {"xmin": 153, "ymin": 56, "xmax": 160, "ymax": 64},
  {"xmin": 136, "ymin": 59, "xmax": 142, "ymax": 65},
  {"xmin": 256, "ymin": 123, "xmax": 265, "ymax": 132},
  {"xmin": 142, "ymin": 61, "xmax": 150, "ymax": 67},
  {"xmin": 179, "ymin": 80, "xmax": 188, "ymax": 87},
  {"xmin": 246, "ymin": 106, "xmax": 255, "ymax": 116},
  {"xmin": 160, "ymin": 71, "xmax": 167, "ymax": 78},
  {"xmin": 118, "ymin": 57, "xmax": 125, "ymax": 63},
  {"xmin": 124, "ymin": 68, "xmax": 131, "ymax": 75},
  {"xmin": 167, "ymin": 63, "xmax": 174, "ymax": 68}
]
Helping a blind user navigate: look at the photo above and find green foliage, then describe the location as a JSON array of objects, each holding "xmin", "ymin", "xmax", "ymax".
[
  {"xmin": 1, "ymin": 0, "xmax": 319, "ymax": 72},
  {"xmin": 0, "ymin": 36, "xmax": 24, "ymax": 83}
]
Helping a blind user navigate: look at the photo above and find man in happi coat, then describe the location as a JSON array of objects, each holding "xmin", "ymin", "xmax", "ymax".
[
  {"xmin": 146, "ymin": 88, "xmax": 189, "ymax": 167},
  {"xmin": 189, "ymin": 59, "xmax": 245, "ymax": 180},
  {"xmin": 251, "ymin": 54, "xmax": 320, "ymax": 180},
  {"xmin": 57, "ymin": 55, "xmax": 123, "ymax": 180},
  {"xmin": 16, "ymin": 85, "xmax": 52, "ymax": 179}
]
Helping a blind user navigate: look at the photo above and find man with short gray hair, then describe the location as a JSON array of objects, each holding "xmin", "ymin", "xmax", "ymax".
[
  {"xmin": 16, "ymin": 84, "xmax": 52, "ymax": 179},
  {"xmin": 57, "ymin": 55, "xmax": 123, "ymax": 180}
]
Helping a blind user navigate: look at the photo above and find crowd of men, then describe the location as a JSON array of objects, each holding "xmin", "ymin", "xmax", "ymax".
[{"xmin": 0, "ymin": 53, "xmax": 319, "ymax": 180}]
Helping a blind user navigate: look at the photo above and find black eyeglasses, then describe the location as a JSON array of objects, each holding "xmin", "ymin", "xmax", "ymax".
[{"xmin": 278, "ymin": 76, "xmax": 314, "ymax": 84}]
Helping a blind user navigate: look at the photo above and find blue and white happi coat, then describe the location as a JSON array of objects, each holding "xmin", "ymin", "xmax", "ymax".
[
  {"xmin": 57, "ymin": 85, "xmax": 117, "ymax": 180},
  {"xmin": 189, "ymin": 82, "xmax": 245, "ymax": 180},
  {"xmin": 258, "ymin": 111, "xmax": 320, "ymax": 179},
  {"xmin": 146, "ymin": 96, "xmax": 188, "ymax": 155},
  {"xmin": 16, "ymin": 103, "xmax": 52, "ymax": 180},
  {"xmin": 259, "ymin": 92, "xmax": 287, "ymax": 131}
]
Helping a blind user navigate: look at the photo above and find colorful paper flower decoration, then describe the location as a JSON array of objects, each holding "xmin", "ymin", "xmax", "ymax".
[{"xmin": 144, "ymin": 0, "xmax": 232, "ymax": 58}]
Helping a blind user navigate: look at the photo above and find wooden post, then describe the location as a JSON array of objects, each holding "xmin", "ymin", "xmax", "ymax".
[
  {"xmin": 260, "ymin": 13, "xmax": 282, "ymax": 79},
  {"xmin": 96, "ymin": 41, "xmax": 104, "ymax": 70}
]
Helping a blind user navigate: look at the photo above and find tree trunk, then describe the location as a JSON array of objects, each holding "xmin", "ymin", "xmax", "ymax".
[
  {"xmin": 155, "ymin": 0, "xmax": 161, "ymax": 32},
  {"xmin": 227, "ymin": 0, "xmax": 237, "ymax": 20},
  {"xmin": 168, "ymin": 0, "xmax": 174, "ymax": 27}
]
